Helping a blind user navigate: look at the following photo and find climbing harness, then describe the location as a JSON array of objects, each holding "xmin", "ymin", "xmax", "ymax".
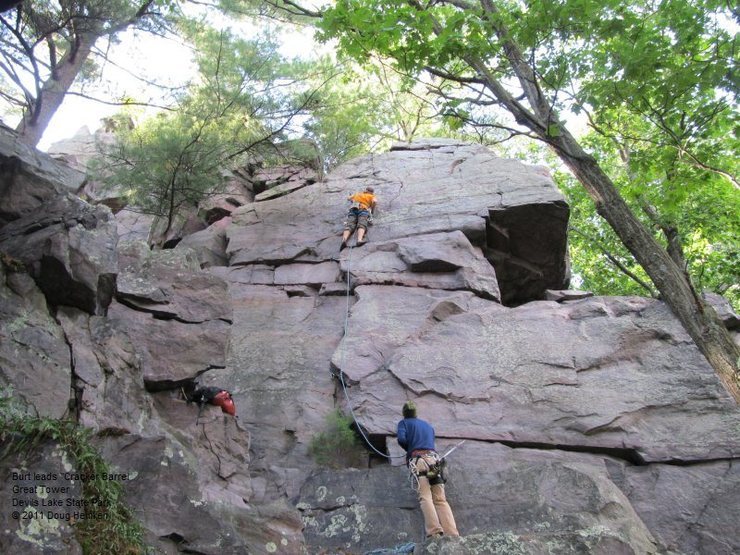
[
  {"xmin": 409, "ymin": 451, "xmax": 446, "ymax": 484},
  {"xmin": 407, "ymin": 440, "xmax": 466, "ymax": 491}
]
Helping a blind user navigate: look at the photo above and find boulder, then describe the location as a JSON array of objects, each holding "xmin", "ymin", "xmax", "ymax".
[
  {"xmin": 299, "ymin": 466, "xmax": 419, "ymax": 553},
  {"xmin": 274, "ymin": 261, "xmax": 341, "ymax": 286},
  {"xmin": 0, "ymin": 193, "xmax": 117, "ymax": 315},
  {"xmin": 198, "ymin": 174, "xmax": 254, "ymax": 220},
  {"xmin": 0, "ymin": 124, "xmax": 85, "ymax": 225}
]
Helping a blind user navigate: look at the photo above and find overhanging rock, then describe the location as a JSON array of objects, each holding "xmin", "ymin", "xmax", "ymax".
[
  {"xmin": 487, "ymin": 200, "xmax": 570, "ymax": 305},
  {"xmin": 0, "ymin": 192, "xmax": 117, "ymax": 315}
]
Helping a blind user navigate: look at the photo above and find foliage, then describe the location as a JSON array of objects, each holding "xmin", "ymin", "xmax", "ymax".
[
  {"xmin": 97, "ymin": 100, "xmax": 240, "ymax": 235},
  {"xmin": 559, "ymin": 131, "xmax": 740, "ymax": 309},
  {"xmin": 217, "ymin": 3, "xmax": 510, "ymax": 166},
  {"xmin": 95, "ymin": 27, "xmax": 308, "ymax": 238},
  {"xmin": 298, "ymin": 54, "xmax": 513, "ymax": 168},
  {"xmin": 299, "ymin": 58, "xmax": 430, "ymax": 167},
  {"xmin": 308, "ymin": 409, "xmax": 366, "ymax": 469},
  {"xmin": 0, "ymin": 388, "xmax": 145, "ymax": 554}
]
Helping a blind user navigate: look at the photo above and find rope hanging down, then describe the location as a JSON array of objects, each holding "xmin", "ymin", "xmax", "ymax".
[{"xmin": 336, "ymin": 245, "xmax": 404, "ymax": 461}]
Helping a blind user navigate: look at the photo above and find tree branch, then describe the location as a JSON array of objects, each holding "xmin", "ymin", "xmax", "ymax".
[
  {"xmin": 569, "ymin": 226, "xmax": 658, "ymax": 297},
  {"xmin": 639, "ymin": 199, "xmax": 687, "ymax": 271},
  {"xmin": 61, "ymin": 90, "xmax": 178, "ymax": 111}
]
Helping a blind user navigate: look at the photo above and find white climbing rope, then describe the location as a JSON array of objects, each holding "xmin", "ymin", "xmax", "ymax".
[{"xmin": 336, "ymin": 244, "xmax": 405, "ymax": 461}]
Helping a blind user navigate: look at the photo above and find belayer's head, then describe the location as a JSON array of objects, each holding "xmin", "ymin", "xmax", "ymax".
[
  {"xmin": 365, "ymin": 186, "xmax": 374, "ymax": 194},
  {"xmin": 213, "ymin": 390, "xmax": 236, "ymax": 416},
  {"xmin": 402, "ymin": 400, "xmax": 417, "ymax": 418}
]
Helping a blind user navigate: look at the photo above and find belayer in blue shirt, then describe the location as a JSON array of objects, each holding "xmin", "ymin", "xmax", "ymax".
[{"xmin": 396, "ymin": 401, "xmax": 459, "ymax": 538}]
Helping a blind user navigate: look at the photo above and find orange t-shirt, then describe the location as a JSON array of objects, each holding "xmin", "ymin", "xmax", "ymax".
[{"xmin": 349, "ymin": 192, "xmax": 376, "ymax": 211}]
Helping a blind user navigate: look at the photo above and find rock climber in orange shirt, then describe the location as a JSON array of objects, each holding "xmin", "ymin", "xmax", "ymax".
[{"xmin": 340, "ymin": 186, "xmax": 377, "ymax": 251}]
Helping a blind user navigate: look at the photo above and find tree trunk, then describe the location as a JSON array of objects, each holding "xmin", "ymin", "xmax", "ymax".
[
  {"xmin": 473, "ymin": 0, "xmax": 740, "ymax": 402},
  {"xmin": 553, "ymin": 132, "xmax": 740, "ymax": 402},
  {"xmin": 15, "ymin": 34, "xmax": 95, "ymax": 147}
]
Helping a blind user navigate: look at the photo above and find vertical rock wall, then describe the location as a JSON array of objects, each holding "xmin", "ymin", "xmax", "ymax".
[{"xmin": 1, "ymin": 131, "xmax": 738, "ymax": 554}]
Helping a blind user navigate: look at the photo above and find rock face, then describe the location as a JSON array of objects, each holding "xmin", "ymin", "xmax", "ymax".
[
  {"xmin": 340, "ymin": 292, "xmax": 736, "ymax": 463},
  {"xmin": 1, "ymin": 132, "xmax": 738, "ymax": 555},
  {"xmin": 223, "ymin": 139, "xmax": 568, "ymax": 305},
  {"xmin": 0, "ymin": 193, "xmax": 117, "ymax": 315},
  {"xmin": 0, "ymin": 124, "xmax": 85, "ymax": 226},
  {"xmin": 0, "ymin": 259, "xmax": 71, "ymax": 418}
]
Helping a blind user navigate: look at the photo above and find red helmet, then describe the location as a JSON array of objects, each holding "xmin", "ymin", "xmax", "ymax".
[{"xmin": 212, "ymin": 390, "xmax": 236, "ymax": 416}]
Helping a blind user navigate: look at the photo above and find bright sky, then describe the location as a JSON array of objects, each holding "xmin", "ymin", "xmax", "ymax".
[
  {"xmin": 36, "ymin": 29, "xmax": 197, "ymax": 151},
  {"xmin": 34, "ymin": 18, "xmax": 320, "ymax": 151}
]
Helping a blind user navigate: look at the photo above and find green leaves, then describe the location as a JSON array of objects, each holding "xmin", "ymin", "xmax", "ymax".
[
  {"xmin": 320, "ymin": 0, "xmax": 494, "ymax": 74},
  {"xmin": 300, "ymin": 57, "xmax": 478, "ymax": 167},
  {"xmin": 95, "ymin": 29, "xmax": 308, "ymax": 240},
  {"xmin": 308, "ymin": 409, "xmax": 366, "ymax": 468}
]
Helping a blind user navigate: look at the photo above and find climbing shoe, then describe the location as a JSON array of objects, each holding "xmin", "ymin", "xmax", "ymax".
[
  {"xmin": 340, "ymin": 241, "xmax": 348, "ymax": 251},
  {"xmin": 356, "ymin": 239, "xmax": 367, "ymax": 247}
]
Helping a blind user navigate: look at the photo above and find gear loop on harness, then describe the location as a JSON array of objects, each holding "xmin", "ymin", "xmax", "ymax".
[{"xmin": 409, "ymin": 451, "xmax": 447, "ymax": 485}]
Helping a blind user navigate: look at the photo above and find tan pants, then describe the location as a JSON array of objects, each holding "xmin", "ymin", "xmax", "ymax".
[{"xmin": 411, "ymin": 455, "xmax": 459, "ymax": 537}]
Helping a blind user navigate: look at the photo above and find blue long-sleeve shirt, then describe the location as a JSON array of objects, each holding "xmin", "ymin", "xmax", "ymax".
[{"xmin": 397, "ymin": 417, "xmax": 436, "ymax": 461}]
